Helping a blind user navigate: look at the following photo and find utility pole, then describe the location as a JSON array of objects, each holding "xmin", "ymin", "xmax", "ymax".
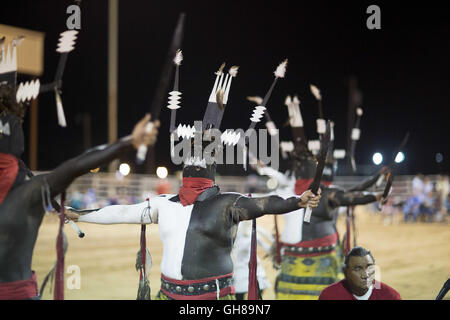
[
  {"xmin": 107, "ymin": 0, "xmax": 118, "ymax": 173},
  {"xmin": 29, "ymin": 99, "xmax": 38, "ymax": 170}
]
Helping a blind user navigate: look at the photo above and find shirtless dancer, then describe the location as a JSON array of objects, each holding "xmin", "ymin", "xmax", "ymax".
[
  {"xmin": 65, "ymin": 59, "xmax": 322, "ymax": 300},
  {"xmin": 0, "ymin": 82, "xmax": 159, "ymax": 299}
]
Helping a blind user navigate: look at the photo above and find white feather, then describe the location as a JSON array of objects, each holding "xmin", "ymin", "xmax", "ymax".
[
  {"xmin": 356, "ymin": 108, "xmax": 363, "ymax": 116},
  {"xmin": 56, "ymin": 30, "xmax": 78, "ymax": 53},
  {"xmin": 228, "ymin": 66, "xmax": 239, "ymax": 77},
  {"xmin": 176, "ymin": 124, "xmax": 196, "ymax": 139},
  {"xmin": 274, "ymin": 59, "xmax": 288, "ymax": 78},
  {"xmin": 55, "ymin": 90, "xmax": 67, "ymax": 127},
  {"xmin": 184, "ymin": 156, "xmax": 207, "ymax": 168},
  {"xmin": 284, "ymin": 95, "xmax": 292, "ymax": 106},
  {"xmin": 221, "ymin": 130, "xmax": 241, "ymax": 146},
  {"xmin": 0, "ymin": 43, "xmax": 17, "ymax": 74},
  {"xmin": 167, "ymin": 91, "xmax": 182, "ymax": 110},
  {"xmin": 173, "ymin": 49, "xmax": 183, "ymax": 65},
  {"xmin": 310, "ymin": 84, "xmax": 322, "ymax": 101},
  {"xmin": 16, "ymin": 80, "xmax": 40, "ymax": 103},
  {"xmin": 247, "ymin": 96, "xmax": 263, "ymax": 105},
  {"xmin": 215, "ymin": 62, "xmax": 225, "ymax": 76},
  {"xmin": 250, "ymin": 106, "xmax": 266, "ymax": 123}
]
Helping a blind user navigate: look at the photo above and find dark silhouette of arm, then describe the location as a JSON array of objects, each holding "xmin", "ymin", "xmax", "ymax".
[
  {"xmin": 231, "ymin": 195, "xmax": 303, "ymax": 221},
  {"xmin": 40, "ymin": 136, "xmax": 134, "ymax": 200},
  {"xmin": 329, "ymin": 190, "xmax": 378, "ymax": 208}
]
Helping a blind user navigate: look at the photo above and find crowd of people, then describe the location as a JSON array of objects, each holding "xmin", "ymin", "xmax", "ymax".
[{"xmin": 402, "ymin": 174, "xmax": 449, "ymax": 223}]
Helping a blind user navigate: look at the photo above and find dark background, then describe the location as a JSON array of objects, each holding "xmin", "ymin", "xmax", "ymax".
[{"xmin": 1, "ymin": 0, "xmax": 449, "ymax": 176}]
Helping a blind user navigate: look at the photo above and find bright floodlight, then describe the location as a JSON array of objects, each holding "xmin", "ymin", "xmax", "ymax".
[
  {"xmin": 395, "ymin": 152, "xmax": 405, "ymax": 163},
  {"xmin": 119, "ymin": 163, "xmax": 131, "ymax": 176},
  {"xmin": 372, "ymin": 152, "xmax": 383, "ymax": 165},
  {"xmin": 156, "ymin": 166, "xmax": 168, "ymax": 179},
  {"xmin": 266, "ymin": 178, "xmax": 278, "ymax": 190}
]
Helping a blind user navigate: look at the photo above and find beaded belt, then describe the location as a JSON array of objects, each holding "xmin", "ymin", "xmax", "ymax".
[
  {"xmin": 282, "ymin": 242, "xmax": 337, "ymax": 256},
  {"xmin": 281, "ymin": 232, "xmax": 339, "ymax": 257},
  {"xmin": 160, "ymin": 273, "xmax": 235, "ymax": 300}
]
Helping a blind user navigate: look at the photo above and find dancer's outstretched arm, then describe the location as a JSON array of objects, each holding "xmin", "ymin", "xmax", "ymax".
[
  {"xmin": 231, "ymin": 189, "xmax": 321, "ymax": 221},
  {"xmin": 34, "ymin": 115, "xmax": 159, "ymax": 202}
]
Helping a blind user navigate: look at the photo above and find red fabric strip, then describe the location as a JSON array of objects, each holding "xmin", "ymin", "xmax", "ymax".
[
  {"xmin": 178, "ymin": 177, "xmax": 213, "ymax": 206},
  {"xmin": 247, "ymin": 193, "xmax": 258, "ymax": 300},
  {"xmin": 274, "ymin": 216, "xmax": 281, "ymax": 265},
  {"xmin": 345, "ymin": 208, "xmax": 351, "ymax": 256},
  {"xmin": 0, "ymin": 152, "xmax": 19, "ymax": 204},
  {"xmin": 54, "ymin": 192, "xmax": 65, "ymax": 300},
  {"xmin": 0, "ymin": 272, "xmax": 38, "ymax": 300}
]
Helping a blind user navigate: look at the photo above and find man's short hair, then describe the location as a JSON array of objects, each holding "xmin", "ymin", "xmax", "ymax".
[{"xmin": 344, "ymin": 246, "xmax": 375, "ymax": 268}]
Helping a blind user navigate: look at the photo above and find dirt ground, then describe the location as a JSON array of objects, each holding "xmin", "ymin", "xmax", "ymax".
[{"xmin": 32, "ymin": 206, "xmax": 450, "ymax": 300}]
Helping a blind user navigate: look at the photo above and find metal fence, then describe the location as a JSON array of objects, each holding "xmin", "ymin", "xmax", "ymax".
[{"xmin": 34, "ymin": 171, "xmax": 440, "ymax": 206}]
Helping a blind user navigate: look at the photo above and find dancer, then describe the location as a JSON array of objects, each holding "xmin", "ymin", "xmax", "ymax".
[{"xmin": 66, "ymin": 60, "xmax": 322, "ymax": 300}]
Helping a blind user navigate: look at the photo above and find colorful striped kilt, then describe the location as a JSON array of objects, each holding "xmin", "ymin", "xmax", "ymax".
[{"xmin": 275, "ymin": 233, "xmax": 344, "ymax": 300}]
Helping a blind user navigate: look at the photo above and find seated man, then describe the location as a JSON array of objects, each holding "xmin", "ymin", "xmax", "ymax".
[{"xmin": 318, "ymin": 246, "xmax": 401, "ymax": 300}]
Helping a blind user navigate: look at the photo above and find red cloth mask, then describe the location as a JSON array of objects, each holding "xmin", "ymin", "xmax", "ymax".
[
  {"xmin": 178, "ymin": 177, "xmax": 213, "ymax": 206},
  {"xmin": 0, "ymin": 153, "xmax": 19, "ymax": 204}
]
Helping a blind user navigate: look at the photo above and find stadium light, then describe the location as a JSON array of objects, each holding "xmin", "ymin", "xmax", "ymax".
[
  {"xmin": 156, "ymin": 166, "xmax": 168, "ymax": 179},
  {"xmin": 436, "ymin": 153, "xmax": 443, "ymax": 163},
  {"xmin": 372, "ymin": 152, "xmax": 383, "ymax": 165},
  {"xmin": 395, "ymin": 151, "xmax": 405, "ymax": 163},
  {"xmin": 266, "ymin": 177, "xmax": 278, "ymax": 190},
  {"xmin": 119, "ymin": 163, "xmax": 131, "ymax": 176}
]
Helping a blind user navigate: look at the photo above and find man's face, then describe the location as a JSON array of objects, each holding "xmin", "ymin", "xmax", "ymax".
[{"xmin": 345, "ymin": 254, "xmax": 376, "ymax": 294}]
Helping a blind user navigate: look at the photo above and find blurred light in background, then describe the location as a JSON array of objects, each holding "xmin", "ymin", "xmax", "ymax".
[
  {"xmin": 395, "ymin": 151, "xmax": 405, "ymax": 163},
  {"xmin": 119, "ymin": 163, "xmax": 131, "ymax": 176},
  {"xmin": 266, "ymin": 177, "xmax": 278, "ymax": 190},
  {"xmin": 436, "ymin": 153, "xmax": 443, "ymax": 163},
  {"xmin": 372, "ymin": 152, "xmax": 383, "ymax": 165},
  {"xmin": 156, "ymin": 166, "xmax": 168, "ymax": 179}
]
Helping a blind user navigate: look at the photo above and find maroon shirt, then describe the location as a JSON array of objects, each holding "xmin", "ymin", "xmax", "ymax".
[{"xmin": 319, "ymin": 280, "xmax": 401, "ymax": 300}]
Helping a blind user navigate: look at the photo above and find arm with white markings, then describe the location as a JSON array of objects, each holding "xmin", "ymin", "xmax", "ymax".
[{"xmin": 67, "ymin": 201, "xmax": 157, "ymax": 225}]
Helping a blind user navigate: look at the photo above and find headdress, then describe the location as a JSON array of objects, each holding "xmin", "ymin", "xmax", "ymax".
[{"xmin": 0, "ymin": 30, "xmax": 79, "ymax": 127}]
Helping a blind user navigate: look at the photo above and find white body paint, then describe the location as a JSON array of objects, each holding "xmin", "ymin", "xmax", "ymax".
[
  {"xmin": 78, "ymin": 195, "xmax": 194, "ymax": 280},
  {"xmin": 231, "ymin": 220, "xmax": 272, "ymax": 293},
  {"xmin": 277, "ymin": 187, "xmax": 305, "ymax": 244}
]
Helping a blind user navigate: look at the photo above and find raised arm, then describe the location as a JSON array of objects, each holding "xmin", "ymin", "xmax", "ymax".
[
  {"xmin": 44, "ymin": 115, "xmax": 159, "ymax": 198},
  {"xmin": 328, "ymin": 189, "xmax": 382, "ymax": 208},
  {"xmin": 346, "ymin": 166, "xmax": 389, "ymax": 192},
  {"xmin": 230, "ymin": 190, "xmax": 321, "ymax": 221}
]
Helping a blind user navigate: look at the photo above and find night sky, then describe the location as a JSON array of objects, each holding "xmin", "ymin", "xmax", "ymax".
[{"xmin": 1, "ymin": 0, "xmax": 449, "ymax": 176}]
